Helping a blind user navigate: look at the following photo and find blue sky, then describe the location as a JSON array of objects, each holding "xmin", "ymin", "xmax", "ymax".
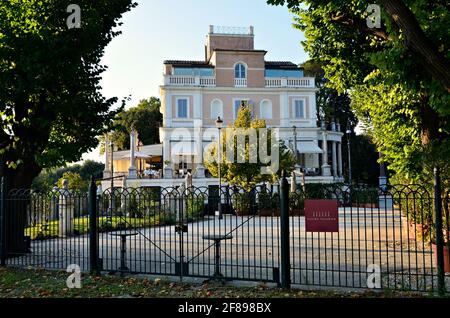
[{"xmin": 82, "ymin": 0, "xmax": 308, "ymax": 162}]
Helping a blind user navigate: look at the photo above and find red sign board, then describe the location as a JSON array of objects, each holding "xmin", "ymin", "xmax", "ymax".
[{"xmin": 305, "ymin": 200, "xmax": 339, "ymax": 233}]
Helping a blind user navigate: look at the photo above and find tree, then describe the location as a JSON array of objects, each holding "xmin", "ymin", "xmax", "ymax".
[
  {"xmin": 32, "ymin": 160, "xmax": 104, "ymax": 192},
  {"xmin": 79, "ymin": 160, "xmax": 105, "ymax": 181},
  {"xmin": 302, "ymin": 59, "xmax": 379, "ymax": 185},
  {"xmin": 268, "ymin": 0, "xmax": 450, "ymax": 181},
  {"xmin": 102, "ymin": 97, "xmax": 162, "ymax": 152},
  {"xmin": 301, "ymin": 59, "xmax": 357, "ymax": 132},
  {"xmin": 0, "ymin": 0, "xmax": 137, "ymax": 189},
  {"xmin": 205, "ymin": 105, "xmax": 295, "ymax": 190},
  {"xmin": 57, "ymin": 171, "xmax": 88, "ymax": 192}
]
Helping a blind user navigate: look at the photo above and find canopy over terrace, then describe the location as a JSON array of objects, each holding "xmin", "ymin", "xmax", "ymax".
[{"xmin": 111, "ymin": 144, "xmax": 163, "ymax": 176}]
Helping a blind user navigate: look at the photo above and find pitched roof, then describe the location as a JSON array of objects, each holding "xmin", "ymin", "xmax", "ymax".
[
  {"xmin": 265, "ymin": 61, "xmax": 301, "ymax": 69},
  {"xmin": 163, "ymin": 60, "xmax": 213, "ymax": 68}
]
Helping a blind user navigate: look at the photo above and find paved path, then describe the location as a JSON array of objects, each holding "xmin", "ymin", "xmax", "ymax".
[{"xmin": 7, "ymin": 208, "xmax": 449, "ymax": 292}]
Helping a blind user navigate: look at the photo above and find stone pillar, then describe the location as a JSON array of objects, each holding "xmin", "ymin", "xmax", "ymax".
[
  {"xmin": 332, "ymin": 141, "xmax": 337, "ymax": 177},
  {"xmin": 58, "ymin": 179, "xmax": 74, "ymax": 238},
  {"xmin": 321, "ymin": 132, "xmax": 331, "ymax": 176},
  {"xmin": 128, "ymin": 129, "xmax": 137, "ymax": 179},
  {"xmin": 338, "ymin": 142, "xmax": 343, "ymax": 177},
  {"xmin": 163, "ymin": 136, "xmax": 173, "ymax": 179}
]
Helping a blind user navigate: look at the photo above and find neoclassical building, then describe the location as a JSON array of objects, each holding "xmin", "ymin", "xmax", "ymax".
[{"xmin": 103, "ymin": 26, "xmax": 344, "ymax": 189}]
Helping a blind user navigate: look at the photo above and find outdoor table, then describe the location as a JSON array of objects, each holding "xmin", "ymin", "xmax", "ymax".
[
  {"xmin": 202, "ymin": 234, "xmax": 233, "ymax": 283},
  {"xmin": 109, "ymin": 230, "xmax": 138, "ymax": 275}
]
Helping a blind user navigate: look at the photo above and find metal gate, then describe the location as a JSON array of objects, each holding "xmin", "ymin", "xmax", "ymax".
[
  {"xmin": 1, "ymin": 174, "xmax": 449, "ymax": 294},
  {"xmin": 96, "ymin": 185, "xmax": 282, "ymax": 283}
]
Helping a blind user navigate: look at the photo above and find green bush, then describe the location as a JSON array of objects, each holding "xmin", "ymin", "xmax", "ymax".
[
  {"xmin": 258, "ymin": 192, "xmax": 276, "ymax": 210},
  {"xmin": 186, "ymin": 196, "xmax": 205, "ymax": 221},
  {"xmin": 289, "ymin": 192, "xmax": 305, "ymax": 210}
]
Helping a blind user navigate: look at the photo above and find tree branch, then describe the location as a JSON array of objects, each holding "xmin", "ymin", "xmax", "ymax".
[
  {"xmin": 378, "ymin": 0, "xmax": 450, "ymax": 93},
  {"xmin": 330, "ymin": 12, "xmax": 390, "ymax": 41}
]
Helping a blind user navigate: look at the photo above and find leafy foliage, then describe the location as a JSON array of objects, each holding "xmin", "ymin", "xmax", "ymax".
[
  {"xmin": 101, "ymin": 97, "xmax": 162, "ymax": 152},
  {"xmin": 268, "ymin": 0, "xmax": 450, "ymax": 182},
  {"xmin": 56, "ymin": 171, "xmax": 88, "ymax": 192},
  {"xmin": 0, "ymin": 0, "xmax": 137, "ymax": 188},
  {"xmin": 32, "ymin": 160, "xmax": 104, "ymax": 192},
  {"xmin": 205, "ymin": 105, "xmax": 295, "ymax": 190},
  {"xmin": 302, "ymin": 59, "xmax": 379, "ymax": 185}
]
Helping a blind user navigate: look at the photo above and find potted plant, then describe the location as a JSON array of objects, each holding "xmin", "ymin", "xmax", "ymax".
[
  {"xmin": 232, "ymin": 192, "xmax": 255, "ymax": 216},
  {"xmin": 400, "ymin": 197, "xmax": 432, "ymax": 241},
  {"xmin": 431, "ymin": 222, "xmax": 450, "ymax": 273},
  {"xmin": 289, "ymin": 192, "xmax": 305, "ymax": 216}
]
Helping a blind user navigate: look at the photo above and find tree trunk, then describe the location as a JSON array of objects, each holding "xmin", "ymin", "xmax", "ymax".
[
  {"xmin": 0, "ymin": 156, "xmax": 42, "ymax": 190},
  {"xmin": 0, "ymin": 157, "xmax": 42, "ymax": 257},
  {"xmin": 378, "ymin": 0, "xmax": 450, "ymax": 93},
  {"xmin": 419, "ymin": 98, "xmax": 441, "ymax": 146}
]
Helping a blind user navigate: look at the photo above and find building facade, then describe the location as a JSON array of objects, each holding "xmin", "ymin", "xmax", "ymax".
[{"xmin": 103, "ymin": 26, "xmax": 344, "ymax": 189}]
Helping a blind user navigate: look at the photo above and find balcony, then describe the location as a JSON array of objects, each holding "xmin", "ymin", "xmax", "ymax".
[
  {"xmin": 164, "ymin": 75, "xmax": 216, "ymax": 87},
  {"xmin": 163, "ymin": 75, "xmax": 315, "ymax": 88},
  {"xmin": 265, "ymin": 77, "xmax": 315, "ymax": 88},
  {"xmin": 234, "ymin": 78, "xmax": 247, "ymax": 87}
]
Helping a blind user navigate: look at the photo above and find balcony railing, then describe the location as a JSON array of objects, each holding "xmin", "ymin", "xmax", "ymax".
[
  {"xmin": 234, "ymin": 78, "xmax": 247, "ymax": 87},
  {"xmin": 164, "ymin": 75, "xmax": 216, "ymax": 87},
  {"xmin": 163, "ymin": 75, "xmax": 315, "ymax": 88},
  {"xmin": 265, "ymin": 77, "xmax": 315, "ymax": 88}
]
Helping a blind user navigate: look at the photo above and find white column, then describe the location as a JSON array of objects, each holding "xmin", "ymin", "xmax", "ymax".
[
  {"xmin": 128, "ymin": 129, "xmax": 137, "ymax": 179},
  {"xmin": 332, "ymin": 141, "xmax": 337, "ymax": 177},
  {"xmin": 338, "ymin": 142, "xmax": 343, "ymax": 177},
  {"xmin": 321, "ymin": 131, "xmax": 331, "ymax": 176}
]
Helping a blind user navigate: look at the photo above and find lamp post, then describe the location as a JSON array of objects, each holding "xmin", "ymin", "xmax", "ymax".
[
  {"xmin": 110, "ymin": 138, "xmax": 114, "ymax": 191},
  {"xmin": 346, "ymin": 129, "xmax": 352, "ymax": 185},
  {"xmin": 216, "ymin": 116, "xmax": 224, "ymax": 220},
  {"xmin": 109, "ymin": 137, "xmax": 115, "ymax": 215}
]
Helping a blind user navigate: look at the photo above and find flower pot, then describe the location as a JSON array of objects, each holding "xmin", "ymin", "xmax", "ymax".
[
  {"xmin": 431, "ymin": 243, "xmax": 450, "ymax": 273},
  {"xmin": 403, "ymin": 220, "xmax": 428, "ymax": 241},
  {"xmin": 259, "ymin": 208, "xmax": 280, "ymax": 217},
  {"xmin": 289, "ymin": 208, "xmax": 305, "ymax": 216}
]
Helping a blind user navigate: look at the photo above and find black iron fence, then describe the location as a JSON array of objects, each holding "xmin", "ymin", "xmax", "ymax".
[{"xmin": 0, "ymin": 171, "xmax": 449, "ymax": 294}]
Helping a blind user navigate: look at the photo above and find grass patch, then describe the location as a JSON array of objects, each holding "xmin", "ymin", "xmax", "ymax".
[
  {"xmin": 0, "ymin": 268, "xmax": 438, "ymax": 299},
  {"xmin": 25, "ymin": 214, "xmax": 176, "ymax": 240}
]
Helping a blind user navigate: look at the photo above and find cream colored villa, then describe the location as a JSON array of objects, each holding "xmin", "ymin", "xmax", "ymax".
[{"xmin": 102, "ymin": 26, "xmax": 344, "ymax": 189}]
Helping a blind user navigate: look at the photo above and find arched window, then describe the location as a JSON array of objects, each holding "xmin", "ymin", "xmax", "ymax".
[
  {"xmin": 211, "ymin": 99, "xmax": 223, "ymax": 119},
  {"xmin": 234, "ymin": 63, "xmax": 246, "ymax": 79},
  {"xmin": 260, "ymin": 100, "xmax": 272, "ymax": 119}
]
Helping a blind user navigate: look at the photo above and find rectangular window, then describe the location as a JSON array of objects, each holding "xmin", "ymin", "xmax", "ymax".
[
  {"xmin": 294, "ymin": 100, "xmax": 305, "ymax": 118},
  {"xmin": 234, "ymin": 100, "xmax": 242, "ymax": 118},
  {"xmin": 177, "ymin": 98, "xmax": 188, "ymax": 118}
]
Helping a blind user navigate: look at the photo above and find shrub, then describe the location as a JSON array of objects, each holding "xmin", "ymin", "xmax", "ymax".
[{"xmin": 186, "ymin": 195, "xmax": 205, "ymax": 221}]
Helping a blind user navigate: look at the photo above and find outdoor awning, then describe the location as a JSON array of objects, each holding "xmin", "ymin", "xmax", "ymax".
[
  {"xmin": 120, "ymin": 151, "xmax": 151, "ymax": 159},
  {"xmin": 296, "ymin": 142, "xmax": 323, "ymax": 154},
  {"xmin": 171, "ymin": 141, "xmax": 196, "ymax": 156}
]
